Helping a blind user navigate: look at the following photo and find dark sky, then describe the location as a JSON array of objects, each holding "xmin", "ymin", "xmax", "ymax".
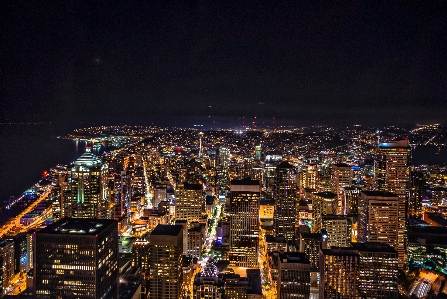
[{"xmin": 1, "ymin": 1, "xmax": 446, "ymax": 126}]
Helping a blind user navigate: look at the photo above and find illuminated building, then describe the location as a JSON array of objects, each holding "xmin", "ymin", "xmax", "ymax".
[
  {"xmin": 153, "ymin": 184, "xmax": 167, "ymax": 208},
  {"xmin": 408, "ymin": 226, "xmax": 447, "ymax": 273},
  {"xmin": 229, "ymin": 179, "xmax": 260, "ymax": 267},
  {"xmin": 188, "ymin": 222, "xmax": 206, "ymax": 258},
  {"xmin": 319, "ymin": 248, "xmax": 359, "ymax": 299},
  {"xmin": 409, "ymin": 171, "xmax": 424, "ymax": 215},
  {"xmin": 358, "ymin": 191, "xmax": 399, "ymax": 253},
  {"xmin": 149, "ymin": 224, "xmax": 184, "ymax": 299},
  {"xmin": 50, "ymin": 173, "xmax": 67, "ymax": 221},
  {"xmin": 277, "ymin": 252, "xmax": 311, "ymax": 299},
  {"xmin": 274, "ymin": 162, "xmax": 297, "ymax": 242},
  {"xmin": 311, "ymin": 192, "xmax": 337, "ymax": 233},
  {"xmin": 299, "ymin": 232, "xmax": 327, "ymax": 290},
  {"xmin": 222, "ymin": 273, "xmax": 248, "ymax": 299},
  {"xmin": 193, "ymin": 260, "xmax": 222, "ymax": 299},
  {"xmin": 343, "ymin": 187, "xmax": 360, "ymax": 215},
  {"xmin": 175, "ymin": 183, "xmax": 204, "ymax": 225},
  {"xmin": 113, "ymin": 170, "xmax": 128, "ymax": 218},
  {"xmin": 305, "ymin": 164, "xmax": 317, "ymax": 190},
  {"xmin": 65, "ymin": 149, "xmax": 112, "ymax": 219},
  {"xmin": 375, "ymin": 139, "xmax": 411, "ymax": 269},
  {"xmin": 132, "ymin": 237, "xmax": 150, "ymax": 275},
  {"xmin": 0, "ymin": 239, "xmax": 15, "ymax": 297},
  {"xmin": 321, "ymin": 215, "xmax": 353, "ymax": 248},
  {"xmin": 331, "ymin": 163, "xmax": 352, "ymax": 214},
  {"xmin": 34, "ymin": 218, "xmax": 119, "ymax": 299},
  {"xmin": 351, "ymin": 242, "xmax": 398, "ymax": 299}
]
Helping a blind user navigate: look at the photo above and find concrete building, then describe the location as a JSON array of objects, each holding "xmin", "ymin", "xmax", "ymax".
[
  {"xmin": 375, "ymin": 139, "xmax": 411, "ymax": 269},
  {"xmin": 149, "ymin": 224, "xmax": 184, "ymax": 299},
  {"xmin": 229, "ymin": 179, "xmax": 260, "ymax": 267},
  {"xmin": 34, "ymin": 218, "xmax": 119, "ymax": 299}
]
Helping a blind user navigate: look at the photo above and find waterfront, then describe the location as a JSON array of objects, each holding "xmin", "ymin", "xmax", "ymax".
[
  {"xmin": 0, "ymin": 123, "xmax": 82, "ymax": 201},
  {"xmin": 1, "ymin": 123, "xmax": 447, "ymax": 202}
]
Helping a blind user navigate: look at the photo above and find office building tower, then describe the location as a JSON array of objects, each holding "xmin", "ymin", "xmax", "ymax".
[
  {"xmin": 34, "ymin": 218, "xmax": 119, "ymax": 299},
  {"xmin": 188, "ymin": 222, "xmax": 206, "ymax": 258},
  {"xmin": 175, "ymin": 183, "xmax": 204, "ymax": 225},
  {"xmin": 0, "ymin": 239, "xmax": 15, "ymax": 297},
  {"xmin": 65, "ymin": 149, "xmax": 112, "ymax": 219},
  {"xmin": 409, "ymin": 171, "xmax": 425, "ymax": 215},
  {"xmin": 321, "ymin": 215, "xmax": 353, "ymax": 247},
  {"xmin": 277, "ymin": 252, "xmax": 311, "ymax": 299},
  {"xmin": 229, "ymin": 179, "xmax": 260, "ymax": 267},
  {"xmin": 343, "ymin": 187, "xmax": 361, "ymax": 215},
  {"xmin": 132, "ymin": 237, "xmax": 150, "ymax": 275},
  {"xmin": 375, "ymin": 139, "xmax": 411, "ymax": 268},
  {"xmin": 320, "ymin": 248, "xmax": 359, "ymax": 299},
  {"xmin": 331, "ymin": 163, "xmax": 352, "ymax": 214},
  {"xmin": 274, "ymin": 162, "xmax": 297, "ymax": 242},
  {"xmin": 222, "ymin": 273, "xmax": 249, "ymax": 299},
  {"xmin": 358, "ymin": 191, "xmax": 399, "ymax": 253},
  {"xmin": 351, "ymin": 242, "xmax": 398, "ymax": 299},
  {"xmin": 305, "ymin": 164, "xmax": 317, "ymax": 189},
  {"xmin": 149, "ymin": 224, "xmax": 184, "ymax": 299},
  {"xmin": 311, "ymin": 192, "xmax": 337, "ymax": 233}
]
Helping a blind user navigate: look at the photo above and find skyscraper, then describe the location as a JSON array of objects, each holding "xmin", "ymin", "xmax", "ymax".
[
  {"xmin": 375, "ymin": 139, "xmax": 411, "ymax": 268},
  {"xmin": 175, "ymin": 183, "xmax": 204, "ymax": 225},
  {"xmin": 65, "ymin": 149, "xmax": 112, "ymax": 219},
  {"xmin": 351, "ymin": 242, "xmax": 398, "ymax": 299},
  {"xmin": 0, "ymin": 239, "xmax": 15, "ymax": 297},
  {"xmin": 149, "ymin": 224, "xmax": 184, "ymax": 299},
  {"xmin": 321, "ymin": 215, "xmax": 352, "ymax": 247},
  {"xmin": 274, "ymin": 161, "xmax": 297, "ymax": 242},
  {"xmin": 277, "ymin": 252, "xmax": 310, "ymax": 299},
  {"xmin": 320, "ymin": 248, "xmax": 360, "ymax": 299},
  {"xmin": 331, "ymin": 163, "xmax": 352, "ymax": 214},
  {"xmin": 229, "ymin": 178, "xmax": 260, "ymax": 267},
  {"xmin": 358, "ymin": 191, "xmax": 399, "ymax": 252},
  {"xmin": 311, "ymin": 192, "xmax": 337, "ymax": 233},
  {"xmin": 34, "ymin": 218, "xmax": 119, "ymax": 299}
]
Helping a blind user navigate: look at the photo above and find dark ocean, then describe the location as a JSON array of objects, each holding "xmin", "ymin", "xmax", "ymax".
[{"xmin": 1, "ymin": 123, "xmax": 446, "ymax": 201}]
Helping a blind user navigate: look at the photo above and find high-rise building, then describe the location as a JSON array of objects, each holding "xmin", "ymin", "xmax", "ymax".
[
  {"xmin": 175, "ymin": 183, "xmax": 204, "ymax": 225},
  {"xmin": 277, "ymin": 252, "xmax": 311, "ymax": 299},
  {"xmin": 375, "ymin": 139, "xmax": 411, "ymax": 268},
  {"xmin": 274, "ymin": 162, "xmax": 297, "ymax": 242},
  {"xmin": 0, "ymin": 239, "xmax": 15, "ymax": 297},
  {"xmin": 34, "ymin": 218, "xmax": 119, "ymax": 299},
  {"xmin": 311, "ymin": 192, "xmax": 337, "ymax": 233},
  {"xmin": 321, "ymin": 215, "xmax": 352, "ymax": 247},
  {"xmin": 320, "ymin": 248, "xmax": 360, "ymax": 299},
  {"xmin": 331, "ymin": 163, "xmax": 352, "ymax": 214},
  {"xmin": 358, "ymin": 191, "xmax": 399, "ymax": 253},
  {"xmin": 65, "ymin": 149, "xmax": 112, "ymax": 219},
  {"xmin": 343, "ymin": 186, "xmax": 361, "ymax": 215},
  {"xmin": 149, "ymin": 224, "xmax": 184, "ymax": 299},
  {"xmin": 409, "ymin": 171, "xmax": 425, "ymax": 216},
  {"xmin": 305, "ymin": 164, "xmax": 317, "ymax": 190},
  {"xmin": 351, "ymin": 242, "xmax": 398, "ymax": 299},
  {"xmin": 229, "ymin": 179, "xmax": 260, "ymax": 267}
]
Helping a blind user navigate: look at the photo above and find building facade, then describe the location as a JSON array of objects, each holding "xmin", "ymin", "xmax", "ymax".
[
  {"xmin": 34, "ymin": 218, "xmax": 119, "ymax": 299},
  {"xmin": 229, "ymin": 179, "xmax": 260, "ymax": 267},
  {"xmin": 375, "ymin": 139, "xmax": 411, "ymax": 268}
]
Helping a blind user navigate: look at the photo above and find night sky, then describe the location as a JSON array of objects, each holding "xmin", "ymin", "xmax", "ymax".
[{"xmin": 2, "ymin": 1, "xmax": 447, "ymax": 126}]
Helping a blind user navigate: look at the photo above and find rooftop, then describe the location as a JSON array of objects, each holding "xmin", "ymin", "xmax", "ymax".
[
  {"xmin": 314, "ymin": 192, "xmax": 337, "ymax": 199},
  {"xmin": 231, "ymin": 178, "xmax": 260, "ymax": 185},
  {"xmin": 73, "ymin": 151, "xmax": 104, "ymax": 168},
  {"xmin": 361, "ymin": 191, "xmax": 398, "ymax": 197},
  {"xmin": 151, "ymin": 224, "xmax": 183, "ymax": 236},
  {"xmin": 39, "ymin": 218, "xmax": 116, "ymax": 235}
]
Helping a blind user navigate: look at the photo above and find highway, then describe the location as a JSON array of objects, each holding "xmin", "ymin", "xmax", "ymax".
[{"xmin": 0, "ymin": 188, "xmax": 51, "ymax": 238}]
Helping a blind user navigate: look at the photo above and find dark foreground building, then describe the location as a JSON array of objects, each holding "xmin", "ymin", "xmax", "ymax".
[{"xmin": 34, "ymin": 218, "xmax": 118, "ymax": 299}]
